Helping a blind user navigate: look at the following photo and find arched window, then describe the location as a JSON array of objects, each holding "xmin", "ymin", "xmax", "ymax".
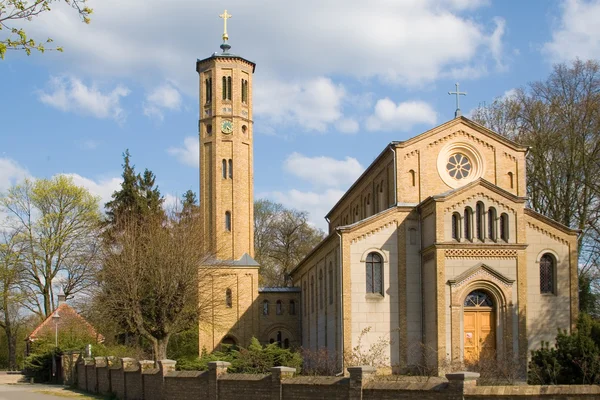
[
  {"xmin": 508, "ymin": 172, "xmax": 514, "ymax": 189},
  {"xmin": 225, "ymin": 288, "xmax": 232, "ymax": 308},
  {"xmin": 289, "ymin": 300, "xmax": 296, "ymax": 315},
  {"xmin": 225, "ymin": 211, "xmax": 231, "ymax": 231},
  {"xmin": 226, "ymin": 76, "xmax": 232, "ymax": 100},
  {"xmin": 379, "ymin": 181, "xmax": 384, "ymax": 210},
  {"xmin": 328, "ymin": 263, "xmax": 334, "ymax": 305},
  {"xmin": 283, "ymin": 338, "xmax": 289, "ymax": 349},
  {"xmin": 205, "ymin": 78, "xmax": 212, "ymax": 103},
  {"xmin": 319, "ymin": 269, "xmax": 324, "ymax": 310},
  {"xmin": 409, "ymin": 170, "xmax": 416, "ymax": 186},
  {"xmin": 500, "ymin": 213, "xmax": 509, "ymax": 242},
  {"xmin": 476, "ymin": 202, "xmax": 484, "ymax": 241},
  {"xmin": 222, "ymin": 76, "xmax": 227, "ymax": 100},
  {"xmin": 310, "ymin": 276, "xmax": 315, "ymax": 313},
  {"xmin": 488, "ymin": 207, "xmax": 497, "ymax": 241},
  {"xmin": 276, "ymin": 300, "xmax": 283, "ymax": 315},
  {"xmin": 464, "ymin": 207, "xmax": 473, "ymax": 241},
  {"xmin": 451, "ymin": 213, "xmax": 461, "ymax": 240},
  {"xmin": 302, "ymin": 282, "xmax": 307, "ymax": 316},
  {"xmin": 540, "ymin": 254, "xmax": 555, "ymax": 294},
  {"xmin": 228, "ymin": 159, "xmax": 233, "ymax": 179},
  {"xmin": 222, "ymin": 159, "xmax": 227, "ymax": 179},
  {"xmin": 366, "ymin": 252, "xmax": 383, "ymax": 295},
  {"xmin": 262, "ymin": 300, "xmax": 269, "ymax": 315},
  {"xmin": 276, "ymin": 331, "xmax": 282, "ymax": 346}
]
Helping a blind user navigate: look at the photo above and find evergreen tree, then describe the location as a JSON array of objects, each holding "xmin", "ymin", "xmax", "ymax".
[{"xmin": 105, "ymin": 150, "xmax": 164, "ymax": 224}]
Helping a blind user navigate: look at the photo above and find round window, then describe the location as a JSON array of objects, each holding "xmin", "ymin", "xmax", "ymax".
[{"xmin": 446, "ymin": 153, "xmax": 471, "ymax": 180}]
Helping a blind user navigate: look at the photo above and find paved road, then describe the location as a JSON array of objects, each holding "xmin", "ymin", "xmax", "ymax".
[{"xmin": 0, "ymin": 384, "xmax": 89, "ymax": 400}]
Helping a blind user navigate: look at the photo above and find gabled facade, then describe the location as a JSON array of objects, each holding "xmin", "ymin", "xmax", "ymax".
[{"xmin": 290, "ymin": 117, "xmax": 578, "ymax": 375}]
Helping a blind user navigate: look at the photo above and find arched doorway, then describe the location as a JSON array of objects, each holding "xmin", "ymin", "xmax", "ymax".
[{"xmin": 463, "ymin": 290, "xmax": 496, "ymax": 364}]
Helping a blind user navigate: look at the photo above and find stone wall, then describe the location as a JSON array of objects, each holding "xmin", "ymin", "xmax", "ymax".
[{"xmin": 72, "ymin": 358, "xmax": 600, "ymax": 400}]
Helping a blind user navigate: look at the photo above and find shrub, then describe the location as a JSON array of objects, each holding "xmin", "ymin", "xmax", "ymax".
[
  {"xmin": 529, "ymin": 313, "xmax": 600, "ymax": 384},
  {"xmin": 176, "ymin": 337, "xmax": 302, "ymax": 374}
]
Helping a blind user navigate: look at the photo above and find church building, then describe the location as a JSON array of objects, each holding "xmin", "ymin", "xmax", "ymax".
[{"xmin": 197, "ymin": 12, "xmax": 579, "ymax": 375}]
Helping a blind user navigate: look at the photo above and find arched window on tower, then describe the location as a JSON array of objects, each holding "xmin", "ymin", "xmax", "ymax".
[
  {"xmin": 366, "ymin": 252, "xmax": 383, "ymax": 295},
  {"xmin": 225, "ymin": 211, "xmax": 231, "ymax": 231},
  {"xmin": 205, "ymin": 78, "xmax": 212, "ymax": 103},
  {"xmin": 476, "ymin": 202, "xmax": 484, "ymax": 241},
  {"xmin": 222, "ymin": 76, "xmax": 227, "ymax": 100},
  {"xmin": 276, "ymin": 300, "xmax": 283, "ymax": 315},
  {"xmin": 540, "ymin": 254, "xmax": 555, "ymax": 294},
  {"xmin": 508, "ymin": 172, "xmax": 514, "ymax": 189},
  {"xmin": 228, "ymin": 159, "xmax": 233, "ymax": 179},
  {"xmin": 488, "ymin": 207, "xmax": 497, "ymax": 241},
  {"xmin": 464, "ymin": 207, "xmax": 473, "ymax": 241},
  {"xmin": 500, "ymin": 213, "xmax": 509, "ymax": 242},
  {"xmin": 452, "ymin": 212, "xmax": 461, "ymax": 241},
  {"xmin": 227, "ymin": 76, "xmax": 232, "ymax": 100},
  {"xmin": 289, "ymin": 300, "xmax": 296, "ymax": 315},
  {"xmin": 262, "ymin": 300, "xmax": 269, "ymax": 315},
  {"xmin": 222, "ymin": 159, "xmax": 227, "ymax": 179},
  {"xmin": 409, "ymin": 169, "xmax": 416, "ymax": 186},
  {"xmin": 225, "ymin": 288, "xmax": 232, "ymax": 308}
]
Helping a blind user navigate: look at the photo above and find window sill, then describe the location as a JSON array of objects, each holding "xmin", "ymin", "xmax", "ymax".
[{"xmin": 365, "ymin": 293, "xmax": 384, "ymax": 301}]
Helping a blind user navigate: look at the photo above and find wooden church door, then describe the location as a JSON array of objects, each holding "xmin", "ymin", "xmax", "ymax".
[{"xmin": 463, "ymin": 290, "xmax": 496, "ymax": 364}]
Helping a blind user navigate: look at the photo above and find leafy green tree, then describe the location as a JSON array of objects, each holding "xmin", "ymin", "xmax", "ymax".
[
  {"xmin": 0, "ymin": 0, "xmax": 92, "ymax": 59},
  {"xmin": 254, "ymin": 199, "xmax": 324, "ymax": 286},
  {"xmin": 0, "ymin": 229, "xmax": 27, "ymax": 369},
  {"xmin": 0, "ymin": 175, "xmax": 102, "ymax": 319}
]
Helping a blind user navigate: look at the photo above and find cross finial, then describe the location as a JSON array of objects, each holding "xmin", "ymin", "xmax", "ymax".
[
  {"xmin": 219, "ymin": 9, "xmax": 232, "ymax": 42},
  {"xmin": 448, "ymin": 82, "xmax": 467, "ymax": 118}
]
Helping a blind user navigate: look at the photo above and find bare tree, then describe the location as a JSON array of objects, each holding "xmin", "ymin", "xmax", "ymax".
[
  {"xmin": 0, "ymin": 176, "xmax": 102, "ymax": 319},
  {"xmin": 472, "ymin": 59, "xmax": 600, "ymax": 294},
  {"xmin": 254, "ymin": 199, "xmax": 325, "ymax": 287},
  {"xmin": 97, "ymin": 212, "xmax": 215, "ymax": 360}
]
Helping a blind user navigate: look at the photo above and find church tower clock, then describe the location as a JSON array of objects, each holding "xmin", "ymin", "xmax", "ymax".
[{"xmin": 196, "ymin": 10, "xmax": 256, "ymax": 260}]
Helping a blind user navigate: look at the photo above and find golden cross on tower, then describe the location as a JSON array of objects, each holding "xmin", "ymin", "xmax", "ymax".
[{"xmin": 219, "ymin": 9, "xmax": 232, "ymax": 41}]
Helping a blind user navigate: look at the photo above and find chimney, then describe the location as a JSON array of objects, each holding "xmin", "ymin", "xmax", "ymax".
[{"xmin": 58, "ymin": 294, "xmax": 67, "ymax": 305}]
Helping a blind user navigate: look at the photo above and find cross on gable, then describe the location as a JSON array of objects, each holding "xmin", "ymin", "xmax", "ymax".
[{"xmin": 448, "ymin": 82, "xmax": 467, "ymax": 118}]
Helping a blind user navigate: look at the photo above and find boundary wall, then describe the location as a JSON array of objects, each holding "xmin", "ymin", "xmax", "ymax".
[{"xmin": 72, "ymin": 358, "xmax": 600, "ymax": 400}]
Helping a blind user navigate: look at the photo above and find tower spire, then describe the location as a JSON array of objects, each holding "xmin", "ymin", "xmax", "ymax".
[{"xmin": 219, "ymin": 9, "xmax": 232, "ymax": 54}]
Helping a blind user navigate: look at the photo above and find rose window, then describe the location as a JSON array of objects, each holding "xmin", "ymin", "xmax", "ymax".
[{"xmin": 446, "ymin": 153, "xmax": 471, "ymax": 180}]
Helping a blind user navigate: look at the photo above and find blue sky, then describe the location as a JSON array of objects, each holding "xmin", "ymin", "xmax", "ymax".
[{"xmin": 1, "ymin": 0, "xmax": 599, "ymax": 230}]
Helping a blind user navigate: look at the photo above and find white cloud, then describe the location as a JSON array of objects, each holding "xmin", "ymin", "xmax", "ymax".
[
  {"xmin": 336, "ymin": 118, "xmax": 360, "ymax": 134},
  {"xmin": 143, "ymin": 83, "xmax": 182, "ymax": 120},
  {"xmin": 254, "ymin": 77, "xmax": 345, "ymax": 132},
  {"xmin": 284, "ymin": 153, "xmax": 364, "ymax": 188},
  {"xmin": 167, "ymin": 137, "xmax": 199, "ymax": 168},
  {"xmin": 23, "ymin": 0, "xmax": 504, "ymax": 93},
  {"xmin": 39, "ymin": 76, "xmax": 130, "ymax": 122},
  {"xmin": 0, "ymin": 158, "xmax": 29, "ymax": 193},
  {"xmin": 366, "ymin": 99, "xmax": 437, "ymax": 132},
  {"xmin": 61, "ymin": 173, "xmax": 122, "ymax": 209},
  {"xmin": 543, "ymin": 0, "xmax": 600, "ymax": 62},
  {"xmin": 263, "ymin": 188, "xmax": 346, "ymax": 231}
]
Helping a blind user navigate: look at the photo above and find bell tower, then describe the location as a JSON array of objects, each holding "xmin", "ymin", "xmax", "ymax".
[{"xmin": 196, "ymin": 10, "xmax": 256, "ymax": 260}]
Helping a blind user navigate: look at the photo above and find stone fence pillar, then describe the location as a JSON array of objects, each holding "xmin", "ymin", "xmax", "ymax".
[
  {"xmin": 445, "ymin": 371, "xmax": 479, "ymax": 400},
  {"xmin": 208, "ymin": 361, "xmax": 230, "ymax": 400},
  {"xmin": 158, "ymin": 360, "xmax": 176, "ymax": 376},
  {"xmin": 347, "ymin": 366, "xmax": 376, "ymax": 400},
  {"xmin": 271, "ymin": 366, "xmax": 296, "ymax": 400}
]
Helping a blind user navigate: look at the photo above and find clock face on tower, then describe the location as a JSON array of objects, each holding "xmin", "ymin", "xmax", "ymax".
[{"xmin": 221, "ymin": 120, "xmax": 234, "ymax": 134}]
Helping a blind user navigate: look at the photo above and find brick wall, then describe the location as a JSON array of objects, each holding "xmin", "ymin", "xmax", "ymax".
[{"xmin": 71, "ymin": 358, "xmax": 600, "ymax": 400}]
